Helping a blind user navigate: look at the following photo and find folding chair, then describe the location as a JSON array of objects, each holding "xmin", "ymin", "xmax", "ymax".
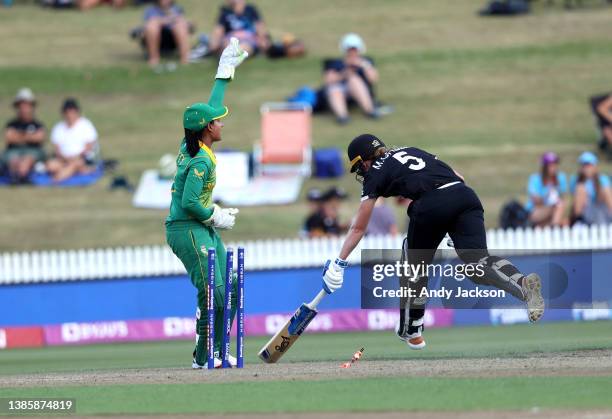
[{"xmin": 253, "ymin": 102, "xmax": 312, "ymax": 176}]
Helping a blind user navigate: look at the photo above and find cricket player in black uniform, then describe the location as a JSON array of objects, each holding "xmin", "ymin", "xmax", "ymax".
[{"xmin": 322, "ymin": 134, "xmax": 545, "ymax": 349}]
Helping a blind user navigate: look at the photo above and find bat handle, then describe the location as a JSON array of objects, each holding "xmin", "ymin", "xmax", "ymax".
[{"xmin": 307, "ymin": 289, "xmax": 327, "ymax": 310}]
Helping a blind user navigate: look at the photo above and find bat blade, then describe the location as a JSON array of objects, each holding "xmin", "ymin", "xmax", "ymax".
[{"xmin": 258, "ymin": 302, "xmax": 318, "ymax": 363}]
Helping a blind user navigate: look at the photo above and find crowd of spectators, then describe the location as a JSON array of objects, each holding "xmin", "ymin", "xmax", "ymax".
[
  {"xmin": 524, "ymin": 151, "xmax": 612, "ymax": 227},
  {"xmin": 1, "ymin": 88, "xmax": 99, "ymax": 184}
]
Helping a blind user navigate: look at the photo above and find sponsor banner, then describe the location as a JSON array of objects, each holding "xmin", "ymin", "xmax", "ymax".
[
  {"xmin": 43, "ymin": 318, "xmax": 196, "ymax": 346},
  {"xmin": 0, "ymin": 326, "xmax": 44, "ymax": 349},
  {"xmin": 247, "ymin": 308, "xmax": 453, "ymax": 336},
  {"xmin": 42, "ymin": 309, "xmax": 454, "ymax": 346}
]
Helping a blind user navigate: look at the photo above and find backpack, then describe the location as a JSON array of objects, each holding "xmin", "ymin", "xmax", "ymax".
[{"xmin": 499, "ymin": 200, "xmax": 529, "ymax": 229}]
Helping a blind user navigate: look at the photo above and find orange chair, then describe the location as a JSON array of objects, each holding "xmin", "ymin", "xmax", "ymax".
[{"xmin": 254, "ymin": 102, "xmax": 312, "ymax": 176}]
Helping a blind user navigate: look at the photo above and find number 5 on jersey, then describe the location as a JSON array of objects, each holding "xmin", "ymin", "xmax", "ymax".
[{"xmin": 393, "ymin": 151, "xmax": 426, "ymax": 170}]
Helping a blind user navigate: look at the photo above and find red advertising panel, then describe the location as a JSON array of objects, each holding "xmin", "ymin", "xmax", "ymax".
[{"xmin": 0, "ymin": 326, "xmax": 44, "ymax": 349}]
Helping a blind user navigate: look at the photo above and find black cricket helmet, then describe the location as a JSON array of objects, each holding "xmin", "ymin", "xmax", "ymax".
[{"xmin": 348, "ymin": 134, "xmax": 386, "ymax": 173}]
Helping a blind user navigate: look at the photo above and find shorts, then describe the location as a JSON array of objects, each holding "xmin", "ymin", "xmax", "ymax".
[{"xmin": 3, "ymin": 146, "xmax": 46, "ymax": 164}]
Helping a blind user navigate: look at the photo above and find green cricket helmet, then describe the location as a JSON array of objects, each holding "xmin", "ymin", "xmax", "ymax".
[
  {"xmin": 348, "ymin": 133, "xmax": 386, "ymax": 173},
  {"xmin": 183, "ymin": 102, "xmax": 229, "ymax": 131}
]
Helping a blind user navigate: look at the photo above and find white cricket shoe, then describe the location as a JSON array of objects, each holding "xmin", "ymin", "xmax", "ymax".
[
  {"xmin": 192, "ymin": 357, "xmax": 221, "ymax": 369},
  {"xmin": 396, "ymin": 326, "xmax": 426, "ymax": 350},
  {"xmin": 522, "ymin": 273, "xmax": 544, "ymax": 323},
  {"xmin": 220, "ymin": 354, "xmax": 237, "ymax": 368}
]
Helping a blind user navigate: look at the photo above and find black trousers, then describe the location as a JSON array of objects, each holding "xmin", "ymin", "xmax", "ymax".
[{"xmin": 401, "ymin": 183, "xmax": 489, "ymax": 327}]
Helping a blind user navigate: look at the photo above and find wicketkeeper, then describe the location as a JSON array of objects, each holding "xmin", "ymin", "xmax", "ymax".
[
  {"xmin": 165, "ymin": 38, "xmax": 248, "ymax": 368},
  {"xmin": 322, "ymin": 134, "xmax": 545, "ymax": 349}
]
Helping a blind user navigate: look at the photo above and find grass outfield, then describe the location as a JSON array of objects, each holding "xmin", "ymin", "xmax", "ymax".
[
  {"xmin": 1, "ymin": 1, "xmax": 612, "ymax": 250},
  {"xmin": 2, "ymin": 377, "xmax": 612, "ymax": 414},
  {"xmin": 1, "ymin": 322, "xmax": 612, "ymax": 414},
  {"xmin": 2, "ymin": 321, "xmax": 612, "ymax": 375}
]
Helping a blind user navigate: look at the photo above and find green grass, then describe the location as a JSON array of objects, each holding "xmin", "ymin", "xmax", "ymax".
[
  {"xmin": 1, "ymin": 322, "xmax": 611, "ymax": 414},
  {"xmin": 2, "ymin": 321, "xmax": 612, "ymax": 376},
  {"xmin": 1, "ymin": 0, "xmax": 612, "ymax": 250},
  {"xmin": 2, "ymin": 377, "xmax": 612, "ymax": 414}
]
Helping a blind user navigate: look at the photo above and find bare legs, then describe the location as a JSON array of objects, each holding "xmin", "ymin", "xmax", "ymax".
[
  {"xmin": 46, "ymin": 157, "xmax": 94, "ymax": 183},
  {"xmin": 145, "ymin": 17, "xmax": 190, "ymax": 68},
  {"xmin": 325, "ymin": 71, "xmax": 376, "ymax": 123}
]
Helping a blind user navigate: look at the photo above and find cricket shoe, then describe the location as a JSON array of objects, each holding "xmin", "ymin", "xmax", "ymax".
[
  {"xmin": 522, "ymin": 273, "xmax": 545, "ymax": 323},
  {"xmin": 191, "ymin": 349, "xmax": 222, "ymax": 369},
  {"xmin": 219, "ymin": 354, "xmax": 237, "ymax": 368},
  {"xmin": 396, "ymin": 324, "xmax": 426, "ymax": 350},
  {"xmin": 192, "ymin": 358, "xmax": 222, "ymax": 369}
]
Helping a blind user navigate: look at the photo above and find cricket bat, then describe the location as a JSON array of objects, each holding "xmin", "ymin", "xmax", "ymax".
[{"xmin": 258, "ymin": 289, "xmax": 327, "ymax": 363}]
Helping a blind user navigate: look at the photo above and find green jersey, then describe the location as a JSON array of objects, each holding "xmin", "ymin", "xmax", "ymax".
[{"xmin": 165, "ymin": 141, "xmax": 217, "ymax": 226}]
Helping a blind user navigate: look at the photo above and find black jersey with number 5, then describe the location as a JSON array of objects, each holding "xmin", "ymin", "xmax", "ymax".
[{"xmin": 361, "ymin": 147, "xmax": 462, "ymax": 201}]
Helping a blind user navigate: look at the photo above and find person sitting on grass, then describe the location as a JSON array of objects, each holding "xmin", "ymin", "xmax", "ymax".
[
  {"xmin": 2, "ymin": 88, "xmax": 46, "ymax": 185},
  {"xmin": 46, "ymin": 99, "xmax": 99, "ymax": 183},
  {"xmin": 143, "ymin": 0, "xmax": 191, "ymax": 70},
  {"xmin": 208, "ymin": 0, "xmax": 269, "ymax": 57},
  {"xmin": 570, "ymin": 152, "xmax": 612, "ymax": 225},
  {"xmin": 323, "ymin": 33, "xmax": 380, "ymax": 125},
  {"xmin": 525, "ymin": 152, "xmax": 568, "ymax": 227}
]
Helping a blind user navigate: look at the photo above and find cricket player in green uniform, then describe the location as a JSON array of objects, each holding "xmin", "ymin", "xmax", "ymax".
[{"xmin": 165, "ymin": 38, "xmax": 248, "ymax": 369}]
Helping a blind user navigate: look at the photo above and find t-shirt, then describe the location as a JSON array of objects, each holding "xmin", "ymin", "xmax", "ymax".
[
  {"xmin": 4, "ymin": 118, "xmax": 45, "ymax": 149},
  {"xmin": 525, "ymin": 172, "xmax": 568, "ymax": 212},
  {"xmin": 323, "ymin": 57, "xmax": 376, "ymax": 92},
  {"xmin": 217, "ymin": 4, "xmax": 261, "ymax": 34},
  {"xmin": 361, "ymin": 147, "xmax": 462, "ymax": 201},
  {"xmin": 366, "ymin": 203, "xmax": 396, "ymax": 236},
  {"xmin": 570, "ymin": 174, "xmax": 611, "ymax": 203},
  {"xmin": 50, "ymin": 117, "xmax": 98, "ymax": 159},
  {"xmin": 143, "ymin": 4, "xmax": 184, "ymax": 22}
]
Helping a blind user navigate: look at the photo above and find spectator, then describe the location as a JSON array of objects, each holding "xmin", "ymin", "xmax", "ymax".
[
  {"xmin": 366, "ymin": 198, "xmax": 398, "ymax": 236},
  {"xmin": 591, "ymin": 93, "xmax": 612, "ymax": 159},
  {"xmin": 143, "ymin": 0, "xmax": 190, "ymax": 69},
  {"xmin": 77, "ymin": 0, "xmax": 126, "ymax": 10},
  {"xmin": 323, "ymin": 33, "xmax": 380, "ymax": 124},
  {"xmin": 525, "ymin": 152, "xmax": 568, "ymax": 227},
  {"xmin": 570, "ymin": 152, "xmax": 612, "ymax": 225},
  {"xmin": 2, "ymin": 88, "xmax": 46, "ymax": 184},
  {"xmin": 208, "ymin": 0, "xmax": 268, "ymax": 57},
  {"xmin": 304, "ymin": 187, "xmax": 348, "ymax": 237},
  {"xmin": 46, "ymin": 99, "xmax": 99, "ymax": 182}
]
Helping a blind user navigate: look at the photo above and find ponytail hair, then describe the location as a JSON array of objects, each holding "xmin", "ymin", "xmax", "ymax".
[{"xmin": 184, "ymin": 128, "xmax": 204, "ymax": 158}]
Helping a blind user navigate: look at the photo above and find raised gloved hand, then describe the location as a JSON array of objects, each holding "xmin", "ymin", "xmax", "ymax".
[
  {"xmin": 216, "ymin": 37, "xmax": 249, "ymax": 80},
  {"xmin": 203, "ymin": 205, "xmax": 239, "ymax": 229},
  {"xmin": 322, "ymin": 258, "xmax": 348, "ymax": 294}
]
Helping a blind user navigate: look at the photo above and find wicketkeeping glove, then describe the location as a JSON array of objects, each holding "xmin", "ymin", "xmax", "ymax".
[
  {"xmin": 203, "ymin": 205, "xmax": 239, "ymax": 230},
  {"xmin": 322, "ymin": 258, "xmax": 348, "ymax": 294},
  {"xmin": 216, "ymin": 37, "xmax": 249, "ymax": 80}
]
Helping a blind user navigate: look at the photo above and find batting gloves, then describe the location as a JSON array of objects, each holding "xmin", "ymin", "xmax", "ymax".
[
  {"xmin": 322, "ymin": 258, "xmax": 348, "ymax": 294},
  {"xmin": 216, "ymin": 37, "xmax": 249, "ymax": 80}
]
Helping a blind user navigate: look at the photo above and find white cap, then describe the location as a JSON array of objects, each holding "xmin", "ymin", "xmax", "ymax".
[
  {"xmin": 13, "ymin": 88, "xmax": 36, "ymax": 106},
  {"xmin": 339, "ymin": 33, "xmax": 366, "ymax": 54}
]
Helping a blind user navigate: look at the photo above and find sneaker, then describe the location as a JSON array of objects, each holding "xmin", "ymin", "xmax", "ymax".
[
  {"xmin": 522, "ymin": 273, "xmax": 544, "ymax": 323},
  {"xmin": 192, "ymin": 357, "xmax": 222, "ymax": 369},
  {"xmin": 221, "ymin": 354, "xmax": 237, "ymax": 368},
  {"xmin": 396, "ymin": 325, "xmax": 426, "ymax": 350}
]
